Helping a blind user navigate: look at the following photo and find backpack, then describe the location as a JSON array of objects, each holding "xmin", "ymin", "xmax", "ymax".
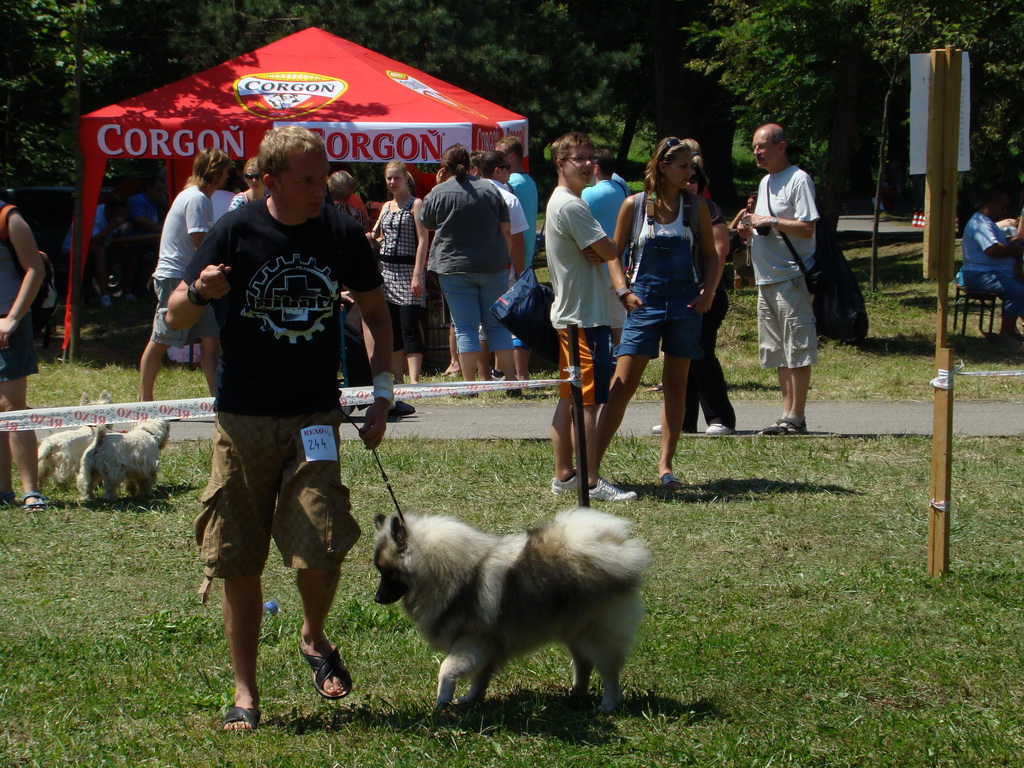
[
  {"xmin": 0, "ymin": 201, "xmax": 59, "ymax": 347},
  {"xmin": 810, "ymin": 225, "xmax": 869, "ymax": 344}
]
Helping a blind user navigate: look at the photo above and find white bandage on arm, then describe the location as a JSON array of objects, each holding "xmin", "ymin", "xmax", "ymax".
[{"xmin": 372, "ymin": 372, "xmax": 395, "ymax": 406}]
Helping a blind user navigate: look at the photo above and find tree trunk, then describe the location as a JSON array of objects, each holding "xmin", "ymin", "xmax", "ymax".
[
  {"xmin": 650, "ymin": 0, "xmax": 736, "ymax": 204},
  {"xmin": 870, "ymin": 68, "xmax": 899, "ymax": 293},
  {"xmin": 818, "ymin": 37, "xmax": 864, "ymax": 232},
  {"xmin": 616, "ymin": 106, "xmax": 640, "ymax": 178}
]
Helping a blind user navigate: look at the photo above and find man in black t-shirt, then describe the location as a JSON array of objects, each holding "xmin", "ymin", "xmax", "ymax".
[{"xmin": 167, "ymin": 126, "xmax": 393, "ymax": 732}]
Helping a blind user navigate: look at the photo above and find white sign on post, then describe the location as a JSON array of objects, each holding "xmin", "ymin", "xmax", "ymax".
[{"xmin": 908, "ymin": 52, "xmax": 971, "ymax": 175}]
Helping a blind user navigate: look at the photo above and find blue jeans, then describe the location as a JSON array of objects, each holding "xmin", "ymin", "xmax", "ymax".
[
  {"xmin": 438, "ymin": 270, "xmax": 514, "ymax": 353},
  {"xmin": 962, "ymin": 270, "xmax": 1024, "ymax": 319}
]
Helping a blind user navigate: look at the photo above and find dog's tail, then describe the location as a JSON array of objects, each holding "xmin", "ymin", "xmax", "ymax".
[
  {"xmin": 552, "ymin": 508, "xmax": 651, "ymax": 583},
  {"xmin": 148, "ymin": 420, "xmax": 171, "ymax": 449},
  {"xmin": 76, "ymin": 424, "xmax": 107, "ymax": 498},
  {"xmin": 37, "ymin": 437, "xmax": 56, "ymax": 484}
]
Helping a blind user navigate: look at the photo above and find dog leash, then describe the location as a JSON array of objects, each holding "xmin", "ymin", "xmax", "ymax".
[{"xmin": 341, "ymin": 408, "xmax": 405, "ymax": 522}]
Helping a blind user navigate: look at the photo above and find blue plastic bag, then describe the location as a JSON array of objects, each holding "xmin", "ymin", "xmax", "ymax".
[{"xmin": 490, "ymin": 268, "xmax": 560, "ymax": 363}]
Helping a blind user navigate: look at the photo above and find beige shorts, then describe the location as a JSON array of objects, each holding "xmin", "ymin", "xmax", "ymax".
[
  {"xmin": 150, "ymin": 277, "xmax": 220, "ymax": 346},
  {"xmin": 194, "ymin": 410, "xmax": 360, "ymax": 578},
  {"xmin": 757, "ymin": 276, "xmax": 818, "ymax": 369}
]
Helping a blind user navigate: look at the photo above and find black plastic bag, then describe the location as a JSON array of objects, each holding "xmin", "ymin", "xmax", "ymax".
[
  {"xmin": 490, "ymin": 268, "xmax": 560, "ymax": 364},
  {"xmin": 812, "ymin": 227, "xmax": 868, "ymax": 344}
]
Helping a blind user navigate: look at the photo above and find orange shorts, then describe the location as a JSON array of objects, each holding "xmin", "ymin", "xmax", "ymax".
[{"xmin": 557, "ymin": 325, "xmax": 613, "ymax": 404}]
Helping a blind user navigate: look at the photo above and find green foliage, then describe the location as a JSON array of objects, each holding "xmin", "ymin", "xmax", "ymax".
[
  {"xmin": 694, "ymin": 0, "xmax": 1024, "ymax": 189},
  {"xmin": 3, "ymin": 0, "xmax": 647, "ymax": 188}
]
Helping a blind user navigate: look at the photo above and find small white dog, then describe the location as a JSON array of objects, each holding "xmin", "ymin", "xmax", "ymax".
[
  {"xmin": 37, "ymin": 391, "xmax": 113, "ymax": 489},
  {"xmin": 76, "ymin": 420, "xmax": 170, "ymax": 501}
]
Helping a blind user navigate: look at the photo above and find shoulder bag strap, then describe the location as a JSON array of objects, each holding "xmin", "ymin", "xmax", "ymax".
[
  {"xmin": 624, "ymin": 192, "xmax": 647, "ymax": 284},
  {"xmin": 0, "ymin": 203, "xmax": 14, "ymax": 244},
  {"xmin": 765, "ymin": 195, "xmax": 809, "ymax": 275}
]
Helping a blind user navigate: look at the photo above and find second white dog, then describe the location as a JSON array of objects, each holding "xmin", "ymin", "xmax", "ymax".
[
  {"xmin": 37, "ymin": 391, "xmax": 113, "ymax": 489},
  {"xmin": 76, "ymin": 420, "xmax": 170, "ymax": 501}
]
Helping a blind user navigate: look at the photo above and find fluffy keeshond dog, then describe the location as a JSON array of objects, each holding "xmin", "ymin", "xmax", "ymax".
[{"xmin": 373, "ymin": 507, "xmax": 651, "ymax": 712}]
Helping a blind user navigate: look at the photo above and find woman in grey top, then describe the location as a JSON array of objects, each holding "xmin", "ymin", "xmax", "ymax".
[
  {"xmin": 419, "ymin": 144, "xmax": 514, "ymax": 382},
  {"xmin": 0, "ymin": 201, "xmax": 46, "ymax": 509}
]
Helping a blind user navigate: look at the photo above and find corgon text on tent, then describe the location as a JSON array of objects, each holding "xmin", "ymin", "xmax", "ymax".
[
  {"xmin": 311, "ymin": 128, "xmax": 444, "ymax": 162},
  {"xmin": 97, "ymin": 125, "xmax": 246, "ymax": 158}
]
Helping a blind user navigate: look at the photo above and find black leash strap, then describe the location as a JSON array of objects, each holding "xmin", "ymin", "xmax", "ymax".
[{"xmin": 341, "ymin": 408, "xmax": 405, "ymax": 522}]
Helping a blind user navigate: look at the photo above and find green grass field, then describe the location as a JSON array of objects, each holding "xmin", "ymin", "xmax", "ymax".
[
  {"xmin": 2, "ymin": 436, "xmax": 1022, "ymax": 766},
  {"xmin": 2, "ymin": 233, "xmax": 1022, "ymax": 765}
]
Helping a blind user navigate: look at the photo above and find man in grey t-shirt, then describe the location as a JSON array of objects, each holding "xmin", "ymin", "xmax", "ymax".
[{"xmin": 737, "ymin": 124, "xmax": 819, "ymax": 435}]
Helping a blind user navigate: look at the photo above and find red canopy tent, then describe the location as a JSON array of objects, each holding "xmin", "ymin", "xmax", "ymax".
[{"xmin": 70, "ymin": 27, "xmax": 528, "ymax": 346}]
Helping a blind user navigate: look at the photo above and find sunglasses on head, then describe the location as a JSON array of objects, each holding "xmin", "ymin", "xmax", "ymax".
[{"xmin": 659, "ymin": 137, "xmax": 682, "ymax": 159}]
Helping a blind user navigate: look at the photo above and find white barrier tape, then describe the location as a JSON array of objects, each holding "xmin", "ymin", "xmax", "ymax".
[
  {"xmin": 0, "ymin": 397, "xmax": 216, "ymax": 433},
  {"xmin": 930, "ymin": 361, "xmax": 1024, "ymax": 388},
  {"xmin": 956, "ymin": 370, "xmax": 1024, "ymax": 378},
  {"xmin": 930, "ymin": 499, "xmax": 950, "ymax": 513},
  {"xmin": 930, "ymin": 368, "xmax": 953, "ymax": 391},
  {"xmin": 338, "ymin": 377, "xmax": 570, "ymax": 406},
  {"xmin": 929, "ymin": 361, "xmax": 963, "ymax": 391},
  {"xmin": 0, "ymin": 376, "xmax": 574, "ymax": 433}
]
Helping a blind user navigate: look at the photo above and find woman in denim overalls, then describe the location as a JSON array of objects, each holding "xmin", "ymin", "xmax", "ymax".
[{"xmin": 595, "ymin": 138, "xmax": 722, "ymax": 490}]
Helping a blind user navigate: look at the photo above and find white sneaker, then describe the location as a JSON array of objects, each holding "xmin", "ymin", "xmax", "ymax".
[
  {"xmin": 651, "ymin": 424, "xmax": 662, "ymax": 435},
  {"xmin": 589, "ymin": 477, "xmax": 637, "ymax": 502},
  {"xmin": 705, "ymin": 423, "xmax": 735, "ymax": 436},
  {"xmin": 551, "ymin": 475, "xmax": 579, "ymax": 495}
]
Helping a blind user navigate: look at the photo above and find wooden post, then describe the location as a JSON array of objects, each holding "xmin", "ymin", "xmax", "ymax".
[
  {"xmin": 929, "ymin": 347, "xmax": 954, "ymax": 575},
  {"xmin": 925, "ymin": 47, "xmax": 961, "ymax": 576},
  {"xmin": 566, "ymin": 323, "xmax": 590, "ymax": 507}
]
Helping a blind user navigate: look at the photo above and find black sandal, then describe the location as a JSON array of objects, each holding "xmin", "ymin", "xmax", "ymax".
[
  {"xmin": 760, "ymin": 418, "xmax": 807, "ymax": 435},
  {"xmin": 300, "ymin": 645, "xmax": 352, "ymax": 699},
  {"xmin": 223, "ymin": 706, "xmax": 260, "ymax": 731}
]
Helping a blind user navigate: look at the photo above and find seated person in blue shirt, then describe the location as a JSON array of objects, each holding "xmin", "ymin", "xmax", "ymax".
[
  {"xmin": 123, "ymin": 176, "xmax": 166, "ymax": 298},
  {"xmin": 63, "ymin": 195, "xmax": 131, "ymax": 308},
  {"xmin": 961, "ymin": 189, "xmax": 1024, "ymax": 343}
]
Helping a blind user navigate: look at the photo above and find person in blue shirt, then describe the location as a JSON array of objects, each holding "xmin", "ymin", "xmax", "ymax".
[
  {"xmin": 123, "ymin": 176, "xmax": 166, "ymax": 299},
  {"xmin": 582, "ymin": 148, "xmax": 629, "ymax": 343},
  {"xmin": 961, "ymin": 189, "xmax": 1024, "ymax": 343},
  {"xmin": 63, "ymin": 195, "xmax": 131, "ymax": 308},
  {"xmin": 497, "ymin": 138, "xmax": 540, "ymax": 381}
]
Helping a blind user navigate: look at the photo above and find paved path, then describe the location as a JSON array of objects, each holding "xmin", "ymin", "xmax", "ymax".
[
  {"xmin": 164, "ymin": 399, "xmax": 1023, "ymax": 443},
  {"xmin": 836, "ymin": 214, "xmax": 921, "ymax": 235}
]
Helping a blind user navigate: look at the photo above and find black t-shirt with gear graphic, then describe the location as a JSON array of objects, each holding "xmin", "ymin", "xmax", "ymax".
[{"xmin": 184, "ymin": 199, "xmax": 383, "ymax": 416}]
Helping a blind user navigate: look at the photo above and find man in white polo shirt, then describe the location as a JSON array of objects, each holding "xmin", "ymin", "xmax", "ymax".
[{"xmin": 737, "ymin": 123, "xmax": 820, "ymax": 435}]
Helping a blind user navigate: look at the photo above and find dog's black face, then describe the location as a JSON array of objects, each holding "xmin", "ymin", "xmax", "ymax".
[
  {"xmin": 373, "ymin": 564, "xmax": 408, "ymax": 604},
  {"xmin": 373, "ymin": 513, "xmax": 410, "ymax": 604}
]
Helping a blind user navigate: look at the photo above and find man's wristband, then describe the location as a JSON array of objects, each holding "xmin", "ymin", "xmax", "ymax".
[
  {"xmin": 372, "ymin": 372, "xmax": 395, "ymax": 406},
  {"xmin": 615, "ymin": 286, "xmax": 633, "ymax": 299},
  {"xmin": 187, "ymin": 281, "xmax": 211, "ymax": 306}
]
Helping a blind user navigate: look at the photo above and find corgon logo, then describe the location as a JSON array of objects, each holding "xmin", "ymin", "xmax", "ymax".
[{"xmin": 234, "ymin": 72, "xmax": 348, "ymax": 119}]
